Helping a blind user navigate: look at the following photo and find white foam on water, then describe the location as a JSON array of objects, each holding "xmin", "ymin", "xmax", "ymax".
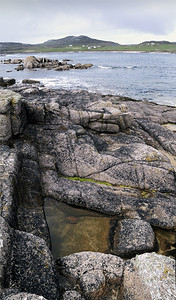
[
  {"xmin": 97, "ymin": 65, "xmax": 112, "ymax": 69},
  {"xmin": 125, "ymin": 65, "xmax": 137, "ymax": 69}
]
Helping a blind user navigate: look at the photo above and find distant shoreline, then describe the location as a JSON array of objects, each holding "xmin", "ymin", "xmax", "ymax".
[
  {"xmin": 1, "ymin": 35, "xmax": 176, "ymax": 54},
  {"xmin": 1, "ymin": 49, "xmax": 176, "ymax": 56}
]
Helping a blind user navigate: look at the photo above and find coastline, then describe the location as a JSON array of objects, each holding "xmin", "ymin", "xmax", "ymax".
[
  {"xmin": 1, "ymin": 52, "xmax": 176, "ymax": 108},
  {"xmin": 0, "ymin": 83, "xmax": 176, "ymax": 299},
  {"xmin": 1, "ymin": 49, "xmax": 176, "ymax": 55}
]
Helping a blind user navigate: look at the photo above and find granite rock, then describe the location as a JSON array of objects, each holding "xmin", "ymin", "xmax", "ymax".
[
  {"xmin": 120, "ymin": 252, "xmax": 176, "ymax": 300},
  {"xmin": 62, "ymin": 290, "xmax": 85, "ymax": 300},
  {"xmin": 57, "ymin": 251, "xmax": 124, "ymax": 299},
  {"xmin": 0, "ymin": 217, "xmax": 12, "ymax": 290},
  {"xmin": 10, "ymin": 230, "xmax": 58, "ymax": 300},
  {"xmin": 112, "ymin": 219, "xmax": 156, "ymax": 257},
  {"xmin": 0, "ymin": 89, "xmax": 26, "ymax": 141},
  {"xmin": 22, "ymin": 56, "xmax": 93, "ymax": 71},
  {"xmin": 0, "ymin": 146, "xmax": 20, "ymax": 227},
  {"xmin": 0, "ymin": 85, "xmax": 175, "ymax": 299},
  {"xmin": 2, "ymin": 293, "xmax": 47, "ymax": 300}
]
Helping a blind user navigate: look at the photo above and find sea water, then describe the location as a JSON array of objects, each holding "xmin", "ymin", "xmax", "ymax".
[{"xmin": 0, "ymin": 51, "xmax": 176, "ymax": 106}]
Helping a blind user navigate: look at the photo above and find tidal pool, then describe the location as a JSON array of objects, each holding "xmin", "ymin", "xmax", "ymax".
[
  {"xmin": 44, "ymin": 198, "xmax": 115, "ymax": 259},
  {"xmin": 44, "ymin": 198, "xmax": 176, "ymax": 260},
  {"xmin": 154, "ymin": 227, "xmax": 176, "ymax": 258}
]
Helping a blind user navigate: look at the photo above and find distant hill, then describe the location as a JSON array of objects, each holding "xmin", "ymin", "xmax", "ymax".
[
  {"xmin": 0, "ymin": 36, "xmax": 176, "ymax": 53},
  {"xmin": 140, "ymin": 40, "xmax": 176, "ymax": 45},
  {"xmin": 0, "ymin": 42, "xmax": 31, "ymax": 53},
  {"xmin": 0, "ymin": 35, "xmax": 119, "ymax": 53},
  {"xmin": 39, "ymin": 35, "xmax": 119, "ymax": 48}
]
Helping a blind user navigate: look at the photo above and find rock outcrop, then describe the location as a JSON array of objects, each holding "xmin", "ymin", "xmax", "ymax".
[
  {"xmin": 0, "ymin": 85, "xmax": 175, "ymax": 299},
  {"xmin": 2, "ymin": 56, "xmax": 93, "ymax": 72}
]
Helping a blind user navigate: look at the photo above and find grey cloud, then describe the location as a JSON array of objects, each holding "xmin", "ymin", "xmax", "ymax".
[{"xmin": 0, "ymin": 0, "xmax": 176, "ymax": 42}]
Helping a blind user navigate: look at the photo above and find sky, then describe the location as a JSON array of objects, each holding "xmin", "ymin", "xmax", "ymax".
[{"xmin": 1, "ymin": 0, "xmax": 176, "ymax": 44}]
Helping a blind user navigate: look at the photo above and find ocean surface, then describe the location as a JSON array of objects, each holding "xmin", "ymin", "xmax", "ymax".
[{"xmin": 0, "ymin": 51, "xmax": 176, "ymax": 106}]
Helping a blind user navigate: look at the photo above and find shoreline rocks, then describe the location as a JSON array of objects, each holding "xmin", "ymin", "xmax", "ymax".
[
  {"xmin": 21, "ymin": 79, "xmax": 41, "ymax": 84},
  {"xmin": 0, "ymin": 77, "xmax": 16, "ymax": 87},
  {"xmin": 0, "ymin": 85, "xmax": 176, "ymax": 299},
  {"xmin": 2, "ymin": 56, "xmax": 93, "ymax": 72}
]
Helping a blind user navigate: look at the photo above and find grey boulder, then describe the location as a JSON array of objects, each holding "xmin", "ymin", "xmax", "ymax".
[
  {"xmin": 57, "ymin": 251, "xmax": 124, "ymax": 299},
  {"xmin": 120, "ymin": 252, "xmax": 176, "ymax": 300}
]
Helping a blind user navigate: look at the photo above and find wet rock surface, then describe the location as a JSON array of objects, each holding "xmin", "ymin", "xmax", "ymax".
[{"xmin": 0, "ymin": 85, "xmax": 176, "ymax": 299}]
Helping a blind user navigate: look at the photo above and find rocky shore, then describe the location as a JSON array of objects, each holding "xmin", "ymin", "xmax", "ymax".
[
  {"xmin": 2, "ymin": 56, "xmax": 93, "ymax": 71},
  {"xmin": 0, "ymin": 82, "xmax": 176, "ymax": 299}
]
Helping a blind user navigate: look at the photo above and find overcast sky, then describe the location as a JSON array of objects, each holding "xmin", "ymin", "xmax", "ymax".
[{"xmin": 1, "ymin": 0, "xmax": 176, "ymax": 44}]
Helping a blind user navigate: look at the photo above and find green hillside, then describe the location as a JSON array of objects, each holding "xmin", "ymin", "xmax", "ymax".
[{"xmin": 0, "ymin": 36, "xmax": 176, "ymax": 54}]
